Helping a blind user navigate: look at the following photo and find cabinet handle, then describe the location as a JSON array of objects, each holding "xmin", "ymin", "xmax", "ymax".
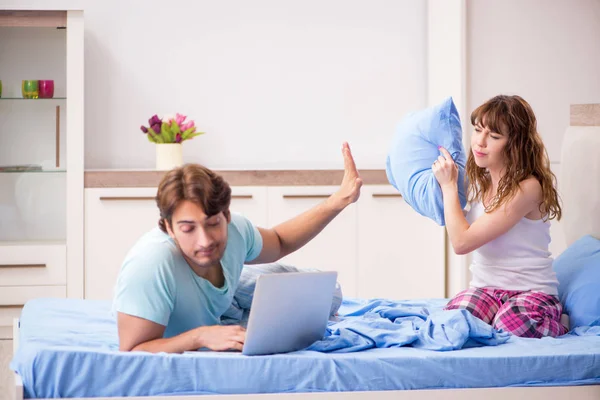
[
  {"xmin": 99, "ymin": 196, "xmax": 156, "ymax": 201},
  {"xmin": 282, "ymin": 194, "xmax": 331, "ymax": 199},
  {"xmin": 372, "ymin": 193, "xmax": 402, "ymax": 198},
  {"xmin": 99, "ymin": 195, "xmax": 253, "ymax": 201},
  {"xmin": 0, "ymin": 264, "xmax": 45, "ymax": 268}
]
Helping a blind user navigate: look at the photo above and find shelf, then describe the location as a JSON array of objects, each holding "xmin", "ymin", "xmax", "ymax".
[
  {"xmin": 0, "ymin": 240, "xmax": 66, "ymax": 247},
  {"xmin": 0, "ymin": 98, "xmax": 64, "ymax": 168},
  {"xmin": 0, "ymin": 97, "xmax": 66, "ymax": 100},
  {"xmin": 0, "ymin": 168, "xmax": 66, "ymax": 174},
  {"xmin": 0, "ymin": 11, "xmax": 67, "ymax": 28}
]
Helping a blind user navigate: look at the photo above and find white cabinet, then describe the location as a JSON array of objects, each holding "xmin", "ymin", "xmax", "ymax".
[
  {"xmin": 266, "ymin": 186, "xmax": 359, "ymax": 297},
  {"xmin": 84, "ymin": 184, "xmax": 447, "ymax": 301},
  {"xmin": 357, "ymin": 185, "xmax": 445, "ymax": 300},
  {"xmin": 84, "ymin": 186, "xmax": 269, "ymax": 300}
]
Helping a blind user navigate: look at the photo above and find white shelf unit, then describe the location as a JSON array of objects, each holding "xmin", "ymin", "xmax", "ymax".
[{"xmin": 0, "ymin": 9, "xmax": 84, "ymax": 339}]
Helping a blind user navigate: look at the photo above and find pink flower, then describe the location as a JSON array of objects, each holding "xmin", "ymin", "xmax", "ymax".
[
  {"xmin": 140, "ymin": 125, "xmax": 148, "ymax": 133},
  {"xmin": 175, "ymin": 133, "xmax": 182, "ymax": 143},
  {"xmin": 180, "ymin": 120, "xmax": 195, "ymax": 131},
  {"xmin": 175, "ymin": 113, "xmax": 186, "ymax": 126}
]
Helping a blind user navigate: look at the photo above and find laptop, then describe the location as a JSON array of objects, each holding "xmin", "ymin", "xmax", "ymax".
[{"xmin": 241, "ymin": 271, "xmax": 338, "ymax": 356}]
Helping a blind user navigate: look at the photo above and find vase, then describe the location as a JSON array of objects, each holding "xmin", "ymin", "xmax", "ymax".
[
  {"xmin": 22, "ymin": 80, "xmax": 38, "ymax": 99},
  {"xmin": 156, "ymin": 143, "xmax": 183, "ymax": 170},
  {"xmin": 38, "ymin": 80, "xmax": 55, "ymax": 98}
]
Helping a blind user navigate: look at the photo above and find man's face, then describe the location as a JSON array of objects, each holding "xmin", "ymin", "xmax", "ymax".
[{"xmin": 165, "ymin": 200, "xmax": 229, "ymax": 270}]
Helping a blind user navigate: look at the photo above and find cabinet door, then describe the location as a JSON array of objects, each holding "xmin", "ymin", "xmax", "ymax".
[
  {"xmin": 357, "ymin": 185, "xmax": 445, "ymax": 300},
  {"xmin": 229, "ymin": 186, "xmax": 268, "ymax": 228},
  {"xmin": 266, "ymin": 186, "xmax": 358, "ymax": 296},
  {"xmin": 84, "ymin": 187, "xmax": 268, "ymax": 300},
  {"xmin": 84, "ymin": 188, "xmax": 160, "ymax": 300}
]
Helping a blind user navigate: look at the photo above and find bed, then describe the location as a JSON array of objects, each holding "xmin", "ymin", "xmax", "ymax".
[
  {"xmin": 9, "ymin": 296, "xmax": 600, "ymax": 400},
  {"xmin": 10, "ymin": 106, "xmax": 600, "ymax": 399}
]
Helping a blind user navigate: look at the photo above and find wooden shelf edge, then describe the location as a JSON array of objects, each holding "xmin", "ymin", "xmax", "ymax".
[
  {"xmin": 84, "ymin": 169, "xmax": 391, "ymax": 188},
  {"xmin": 570, "ymin": 104, "xmax": 600, "ymax": 126},
  {"xmin": 0, "ymin": 11, "xmax": 67, "ymax": 28}
]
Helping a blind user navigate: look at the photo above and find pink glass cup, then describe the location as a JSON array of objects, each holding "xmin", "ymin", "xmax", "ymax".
[{"xmin": 38, "ymin": 80, "xmax": 55, "ymax": 98}]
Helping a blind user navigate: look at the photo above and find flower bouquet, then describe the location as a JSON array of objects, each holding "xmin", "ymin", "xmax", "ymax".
[
  {"xmin": 140, "ymin": 113, "xmax": 204, "ymax": 143},
  {"xmin": 141, "ymin": 113, "xmax": 204, "ymax": 170}
]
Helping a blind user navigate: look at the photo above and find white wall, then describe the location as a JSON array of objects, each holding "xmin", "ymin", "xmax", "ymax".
[
  {"xmin": 78, "ymin": 0, "xmax": 427, "ymax": 170},
  {"xmin": 467, "ymin": 0, "xmax": 600, "ymax": 257},
  {"xmin": 467, "ymin": 0, "xmax": 600, "ymax": 163}
]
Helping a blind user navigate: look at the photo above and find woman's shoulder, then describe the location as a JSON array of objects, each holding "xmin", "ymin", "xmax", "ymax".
[
  {"xmin": 518, "ymin": 176, "xmax": 542, "ymax": 199},
  {"xmin": 510, "ymin": 177, "xmax": 544, "ymax": 220}
]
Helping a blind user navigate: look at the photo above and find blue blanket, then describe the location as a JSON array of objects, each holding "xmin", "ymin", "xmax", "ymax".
[
  {"xmin": 227, "ymin": 266, "xmax": 509, "ymax": 352},
  {"xmin": 308, "ymin": 299, "xmax": 509, "ymax": 352}
]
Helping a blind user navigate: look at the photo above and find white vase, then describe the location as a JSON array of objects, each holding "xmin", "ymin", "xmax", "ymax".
[{"xmin": 156, "ymin": 143, "xmax": 183, "ymax": 170}]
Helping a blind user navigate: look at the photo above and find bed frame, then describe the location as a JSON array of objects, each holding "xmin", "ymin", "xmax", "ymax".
[{"xmin": 11, "ymin": 318, "xmax": 600, "ymax": 400}]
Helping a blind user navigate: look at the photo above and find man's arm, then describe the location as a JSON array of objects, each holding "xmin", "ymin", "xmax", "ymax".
[
  {"xmin": 248, "ymin": 142, "xmax": 362, "ymax": 264},
  {"xmin": 118, "ymin": 312, "xmax": 246, "ymax": 353}
]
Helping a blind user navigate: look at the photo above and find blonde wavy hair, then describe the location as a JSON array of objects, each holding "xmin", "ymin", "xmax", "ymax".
[{"xmin": 467, "ymin": 95, "xmax": 561, "ymax": 221}]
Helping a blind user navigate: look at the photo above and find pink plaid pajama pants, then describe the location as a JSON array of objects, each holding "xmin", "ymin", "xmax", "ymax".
[{"xmin": 444, "ymin": 287, "xmax": 568, "ymax": 338}]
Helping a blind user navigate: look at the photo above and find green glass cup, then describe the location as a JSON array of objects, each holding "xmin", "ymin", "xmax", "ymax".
[{"xmin": 22, "ymin": 80, "xmax": 39, "ymax": 99}]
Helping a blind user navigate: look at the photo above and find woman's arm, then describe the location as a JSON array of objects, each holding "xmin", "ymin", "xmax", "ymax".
[{"xmin": 433, "ymin": 147, "xmax": 541, "ymax": 255}]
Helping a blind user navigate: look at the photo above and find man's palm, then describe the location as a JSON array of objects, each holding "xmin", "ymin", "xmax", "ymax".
[{"xmin": 337, "ymin": 142, "xmax": 362, "ymax": 206}]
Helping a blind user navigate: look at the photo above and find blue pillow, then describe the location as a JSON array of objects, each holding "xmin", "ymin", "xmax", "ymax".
[
  {"xmin": 553, "ymin": 235, "xmax": 600, "ymax": 328},
  {"xmin": 385, "ymin": 97, "xmax": 468, "ymax": 225}
]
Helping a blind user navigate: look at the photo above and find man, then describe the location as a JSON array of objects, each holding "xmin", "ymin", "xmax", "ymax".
[{"xmin": 113, "ymin": 142, "xmax": 362, "ymax": 353}]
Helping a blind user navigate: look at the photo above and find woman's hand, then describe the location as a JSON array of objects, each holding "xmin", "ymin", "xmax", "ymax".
[{"xmin": 432, "ymin": 147, "xmax": 458, "ymax": 190}]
